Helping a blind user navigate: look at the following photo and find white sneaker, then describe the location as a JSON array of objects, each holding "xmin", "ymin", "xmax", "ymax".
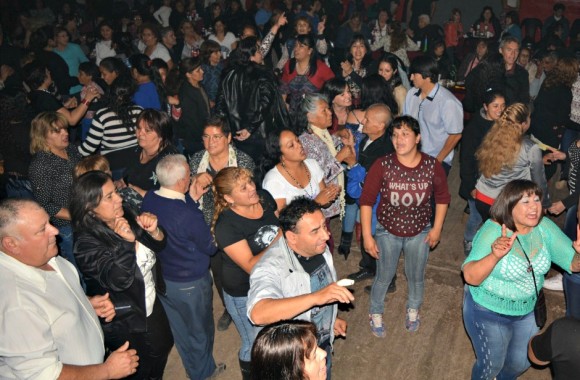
[{"xmin": 543, "ymin": 273, "xmax": 563, "ymax": 291}]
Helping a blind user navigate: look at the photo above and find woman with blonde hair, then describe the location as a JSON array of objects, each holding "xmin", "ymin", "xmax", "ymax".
[
  {"xmin": 29, "ymin": 111, "xmax": 82, "ymax": 267},
  {"xmin": 474, "ymin": 103, "xmax": 550, "ymax": 220},
  {"xmin": 212, "ymin": 167, "xmax": 280, "ymax": 379}
]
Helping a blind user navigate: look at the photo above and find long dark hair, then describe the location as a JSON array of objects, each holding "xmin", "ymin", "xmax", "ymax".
[
  {"xmin": 99, "ymin": 56, "xmax": 132, "ymax": 83},
  {"xmin": 104, "ymin": 76, "xmax": 138, "ymax": 133},
  {"xmin": 288, "ymin": 34, "xmax": 317, "ymax": 77},
  {"xmin": 70, "ymin": 171, "xmax": 135, "ymax": 246},
  {"xmin": 361, "ymin": 74, "xmax": 398, "ymax": 114},
  {"xmin": 379, "ymin": 53, "xmax": 403, "ymax": 88},
  {"xmin": 256, "ymin": 128, "xmax": 293, "ymax": 185},
  {"xmin": 129, "ymin": 53, "xmax": 167, "ymax": 108},
  {"xmin": 320, "ymin": 78, "xmax": 349, "ymax": 107}
]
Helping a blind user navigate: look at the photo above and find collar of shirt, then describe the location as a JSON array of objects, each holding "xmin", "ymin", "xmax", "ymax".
[
  {"xmin": 156, "ymin": 187, "xmax": 186, "ymax": 202},
  {"xmin": 0, "ymin": 251, "xmax": 58, "ymax": 291},
  {"xmin": 413, "ymin": 83, "xmax": 440, "ymax": 101}
]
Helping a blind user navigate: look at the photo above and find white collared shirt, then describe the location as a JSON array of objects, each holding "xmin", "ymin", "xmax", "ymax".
[{"xmin": 0, "ymin": 253, "xmax": 105, "ymax": 379}]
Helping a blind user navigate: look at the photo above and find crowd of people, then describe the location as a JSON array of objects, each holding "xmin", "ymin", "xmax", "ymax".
[{"xmin": 1, "ymin": 1, "xmax": 580, "ymax": 379}]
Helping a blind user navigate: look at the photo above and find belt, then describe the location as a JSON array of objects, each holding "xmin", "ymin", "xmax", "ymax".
[{"xmin": 475, "ymin": 190, "xmax": 494, "ymax": 206}]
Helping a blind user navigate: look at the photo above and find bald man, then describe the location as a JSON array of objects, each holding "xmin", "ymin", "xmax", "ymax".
[
  {"xmin": 346, "ymin": 104, "xmax": 396, "ymax": 284},
  {"xmin": 0, "ymin": 198, "xmax": 138, "ymax": 379}
]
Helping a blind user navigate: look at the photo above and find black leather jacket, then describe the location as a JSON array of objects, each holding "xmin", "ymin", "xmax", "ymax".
[
  {"xmin": 73, "ymin": 210, "xmax": 166, "ymax": 334},
  {"xmin": 215, "ymin": 62, "xmax": 290, "ymax": 138}
]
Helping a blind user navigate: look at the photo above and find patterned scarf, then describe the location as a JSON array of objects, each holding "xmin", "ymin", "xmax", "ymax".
[{"xmin": 195, "ymin": 145, "xmax": 239, "ymax": 210}]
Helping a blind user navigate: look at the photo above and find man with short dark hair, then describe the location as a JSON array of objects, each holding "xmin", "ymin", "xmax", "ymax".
[
  {"xmin": 141, "ymin": 154, "xmax": 225, "ymax": 379},
  {"xmin": 404, "ymin": 55, "xmax": 463, "ymax": 174},
  {"xmin": 0, "ymin": 199, "xmax": 138, "ymax": 379},
  {"xmin": 247, "ymin": 197, "xmax": 354, "ymax": 377}
]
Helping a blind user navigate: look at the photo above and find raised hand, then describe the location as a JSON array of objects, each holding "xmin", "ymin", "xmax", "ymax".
[
  {"xmin": 314, "ymin": 283, "xmax": 355, "ymax": 306},
  {"xmin": 491, "ymin": 224, "xmax": 518, "ymax": 259},
  {"xmin": 114, "ymin": 217, "xmax": 136, "ymax": 242}
]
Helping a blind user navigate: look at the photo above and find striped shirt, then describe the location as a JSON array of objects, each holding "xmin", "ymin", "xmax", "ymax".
[{"xmin": 78, "ymin": 106, "xmax": 142, "ymax": 156}]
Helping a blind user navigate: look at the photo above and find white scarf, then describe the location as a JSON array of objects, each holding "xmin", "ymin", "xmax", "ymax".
[{"xmin": 195, "ymin": 145, "xmax": 239, "ymax": 210}]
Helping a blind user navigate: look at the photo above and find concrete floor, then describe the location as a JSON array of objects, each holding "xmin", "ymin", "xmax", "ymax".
[{"xmin": 163, "ymin": 156, "xmax": 568, "ymax": 380}]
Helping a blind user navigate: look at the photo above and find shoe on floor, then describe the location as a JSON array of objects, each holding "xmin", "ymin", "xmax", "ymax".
[
  {"xmin": 347, "ymin": 268, "xmax": 375, "ymax": 281},
  {"xmin": 364, "ymin": 281, "xmax": 396, "ymax": 295},
  {"xmin": 405, "ymin": 308, "xmax": 420, "ymax": 332},
  {"xmin": 369, "ymin": 313, "xmax": 386, "ymax": 338},
  {"xmin": 543, "ymin": 273, "xmax": 563, "ymax": 291},
  {"xmin": 217, "ymin": 310, "xmax": 232, "ymax": 331},
  {"xmin": 207, "ymin": 363, "xmax": 226, "ymax": 379}
]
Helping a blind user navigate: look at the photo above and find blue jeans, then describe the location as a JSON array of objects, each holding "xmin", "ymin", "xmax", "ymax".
[
  {"xmin": 57, "ymin": 224, "xmax": 76, "ymax": 267},
  {"xmin": 370, "ymin": 225, "xmax": 430, "ymax": 314},
  {"xmin": 342, "ymin": 202, "xmax": 358, "ymax": 233},
  {"xmin": 223, "ymin": 291, "xmax": 259, "ymax": 362},
  {"xmin": 563, "ymin": 204, "xmax": 577, "ymax": 240},
  {"xmin": 564, "ymin": 273, "xmax": 580, "ymax": 320},
  {"xmin": 160, "ymin": 273, "xmax": 216, "ymax": 379},
  {"xmin": 463, "ymin": 287, "xmax": 538, "ymax": 380},
  {"xmin": 5, "ymin": 177, "xmax": 34, "ymax": 199},
  {"xmin": 464, "ymin": 198, "xmax": 482, "ymax": 243}
]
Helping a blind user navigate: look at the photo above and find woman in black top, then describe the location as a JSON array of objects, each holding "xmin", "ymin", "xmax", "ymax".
[
  {"xmin": 212, "ymin": 167, "xmax": 280, "ymax": 379},
  {"xmin": 23, "ymin": 60, "xmax": 99, "ymax": 125},
  {"xmin": 173, "ymin": 56, "xmax": 210, "ymax": 156},
  {"xmin": 459, "ymin": 89, "xmax": 506, "ymax": 256},
  {"xmin": 70, "ymin": 170, "xmax": 173, "ymax": 380},
  {"xmin": 116, "ymin": 109, "xmax": 178, "ymax": 211},
  {"xmin": 29, "ymin": 112, "xmax": 82, "ymax": 268}
]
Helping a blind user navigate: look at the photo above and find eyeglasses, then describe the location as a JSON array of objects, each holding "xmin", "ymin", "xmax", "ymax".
[{"xmin": 202, "ymin": 134, "xmax": 225, "ymax": 141}]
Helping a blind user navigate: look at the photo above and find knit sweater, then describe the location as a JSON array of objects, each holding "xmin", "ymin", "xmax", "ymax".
[
  {"xmin": 463, "ymin": 218, "xmax": 575, "ymax": 316},
  {"xmin": 141, "ymin": 191, "xmax": 217, "ymax": 282}
]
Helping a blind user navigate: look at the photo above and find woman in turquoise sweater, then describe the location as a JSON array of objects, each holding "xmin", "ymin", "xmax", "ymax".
[{"xmin": 462, "ymin": 180, "xmax": 580, "ymax": 380}]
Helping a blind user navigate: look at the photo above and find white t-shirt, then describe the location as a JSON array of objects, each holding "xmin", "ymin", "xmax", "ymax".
[
  {"xmin": 208, "ymin": 32, "xmax": 238, "ymax": 58},
  {"xmin": 136, "ymin": 243, "xmax": 157, "ymax": 317},
  {"xmin": 262, "ymin": 158, "xmax": 324, "ymax": 206},
  {"xmin": 139, "ymin": 42, "xmax": 172, "ymax": 63}
]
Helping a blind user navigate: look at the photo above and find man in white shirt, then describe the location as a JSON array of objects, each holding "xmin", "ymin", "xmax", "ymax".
[{"xmin": 0, "ymin": 199, "xmax": 138, "ymax": 380}]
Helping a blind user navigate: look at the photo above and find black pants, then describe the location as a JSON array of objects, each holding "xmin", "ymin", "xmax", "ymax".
[{"xmin": 105, "ymin": 297, "xmax": 174, "ymax": 379}]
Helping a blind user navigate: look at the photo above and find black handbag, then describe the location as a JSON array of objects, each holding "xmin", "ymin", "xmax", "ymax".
[{"xmin": 517, "ymin": 236, "xmax": 547, "ymax": 329}]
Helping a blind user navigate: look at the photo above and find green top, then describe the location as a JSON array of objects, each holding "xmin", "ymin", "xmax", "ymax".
[{"xmin": 463, "ymin": 218, "xmax": 574, "ymax": 316}]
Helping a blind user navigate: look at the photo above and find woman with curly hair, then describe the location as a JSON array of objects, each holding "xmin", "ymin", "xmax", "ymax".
[
  {"xmin": 474, "ymin": 103, "xmax": 550, "ymax": 220},
  {"xmin": 212, "ymin": 167, "xmax": 280, "ymax": 379},
  {"xmin": 370, "ymin": 21, "xmax": 419, "ymax": 68},
  {"xmin": 529, "ymin": 57, "xmax": 579, "ymax": 181}
]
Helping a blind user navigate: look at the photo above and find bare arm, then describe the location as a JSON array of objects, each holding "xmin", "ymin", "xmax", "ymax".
[
  {"xmin": 463, "ymin": 225, "xmax": 518, "ymax": 285},
  {"xmin": 435, "ymin": 134, "xmax": 462, "ymax": 164},
  {"xmin": 58, "ymin": 341, "xmax": 138, "ymax": 380},
  {"xmin": 223, "ymin": 240, "xmax": 266, "ymax": 274},
  {"xmin": 54, "ymin": 208, "xmax": 71, "ymax": 221}
]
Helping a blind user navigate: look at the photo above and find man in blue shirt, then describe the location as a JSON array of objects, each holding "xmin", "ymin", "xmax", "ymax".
[
  {"xmin": 141, "ymin": 154, "xmax": 225, "ymax": 380},
  {"xmin": 404, "ymin": 55, "xmax": 463, "ymax": 174}
]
